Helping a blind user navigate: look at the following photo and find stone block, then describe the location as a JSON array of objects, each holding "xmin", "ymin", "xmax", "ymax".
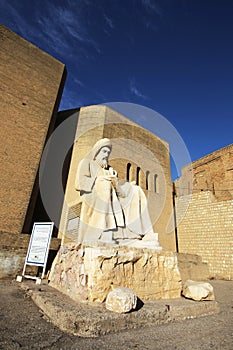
[
  {"xmin": 49, "ymin": 243, "xmax": 182, "ymax": 302},
  {"xmin": 182, "ymin": 280, "xmax": 215, "ymax": 301},
  {"xmin": 106, "ymin": 287, "xmax": 137, "ymax": 313}
]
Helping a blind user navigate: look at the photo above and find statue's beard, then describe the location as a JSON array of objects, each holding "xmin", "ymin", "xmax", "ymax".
[{"xmin": 96, "ymin": 158, "xmax": 108, "ymax": 169}]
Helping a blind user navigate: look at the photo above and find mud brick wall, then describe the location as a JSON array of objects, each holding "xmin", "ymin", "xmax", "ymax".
[
  {"xmin": 174, "ymin": 144, "xmax": 233, "ymax": 280},
  {"xmin": 0, "ymin": 25, "xmax": 66, "ymax": 235},
  {"xmin": 0, "ymin": 26, "xmax": 65, "ymax": 278}
]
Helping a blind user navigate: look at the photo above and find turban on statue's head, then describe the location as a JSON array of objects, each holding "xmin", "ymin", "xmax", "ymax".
[{"xmin": 91, "ymin": 138, "xmax": 112, "ymax": 160}]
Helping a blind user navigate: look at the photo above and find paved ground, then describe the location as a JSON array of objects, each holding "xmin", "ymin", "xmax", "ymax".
[{"xmin": 0, "ymin": 280, "xmax": 232, "ymax": 349}]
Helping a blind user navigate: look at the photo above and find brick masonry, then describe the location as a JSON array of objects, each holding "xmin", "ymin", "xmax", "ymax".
[
  {"xmin": 0, "ymin": 25, "xmax": 65, "ymax": 278},
  {"xmin": 174, "ymin": 144, "xmax": 233, "ymax": 280},
  {"xmin": 0, "ymin": 25, "xmax": 66, "ymax": 235}
]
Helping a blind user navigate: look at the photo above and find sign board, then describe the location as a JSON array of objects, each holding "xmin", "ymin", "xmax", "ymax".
[
  {"xmin": 26, "ymin": 222, "xmax": 53, "ymax": 265},
  {"xmin": 19, "ymin": 222, "xmax": 54, "ymax": 283}
]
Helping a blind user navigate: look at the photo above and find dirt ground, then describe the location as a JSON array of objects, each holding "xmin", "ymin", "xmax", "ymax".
[{"xmin": 0, "ymin": 279, "xmax": 232, "ymax": 350}]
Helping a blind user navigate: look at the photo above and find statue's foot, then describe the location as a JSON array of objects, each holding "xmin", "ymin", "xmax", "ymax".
[
  {"xmin": 131, "ymin": 239, "xmax": 163, "ymax": 250},
  {"xmin": 142, "ymin": 232, "xmax": 159, "ymax": 241},
  {"xmin": 98, "ymin": 230, "xmax": 117, "ymax": 244},
  {"xmin": 113, "ymin": 227, "xmax": 143, "ymax": 241}
]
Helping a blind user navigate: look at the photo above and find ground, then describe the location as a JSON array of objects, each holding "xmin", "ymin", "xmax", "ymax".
[{"xmin": 0, "ymin": 280, "xmax": 232, "ymax": 350}]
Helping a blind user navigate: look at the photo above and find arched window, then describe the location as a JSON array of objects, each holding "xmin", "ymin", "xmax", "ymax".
[
  {"xmin": 136, "ymin": 167, "xmax": 141, "ymax": 185},
  {"xmin": 126, "ymin": 163, "xmax": 131, "ymax": 181},
  {"xmin": 146, "ymin": 170, "xmax": 150, "ymax": 190},
  {"xmin": 154, "ymin": 174, "xmax": 158, "ymax": 193}
]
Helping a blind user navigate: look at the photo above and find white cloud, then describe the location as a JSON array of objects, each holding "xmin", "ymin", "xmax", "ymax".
[
  {"xmin": 1, "ymin": 1, "xmax": 100, "ymax": 59},
  {"xmin": 141, "ymin": 0, "xmax": 162, "ymax": 16},
  {"xmin": 104, "ymin": 14, "xmax": 114, "ymax": 29},
  {"xmin": 129, "ymin": 78, "xmax": 147, "ymax": 100},
  {"xmin": 73, "ymin": 77, "xmax": 84, "ymax": 87},
  {"xmin": 1, "ymin": 2, "xmax": 32, "ymax": 39},
  {"xmin": 36, "ymin": 3, "xmax": 100, "ymax": 55},
  {"xmin": 59, "ymin": 86, "xmax": 83, "ymax": 110}
]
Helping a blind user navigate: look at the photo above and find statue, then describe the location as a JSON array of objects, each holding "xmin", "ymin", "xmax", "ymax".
[{"xmin": 75, "ymin": 138, "xmax": 161, "ymax": 250}]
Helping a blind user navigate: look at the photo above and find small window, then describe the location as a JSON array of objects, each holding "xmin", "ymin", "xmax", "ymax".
[
  {"xmin": 154, "ymin": 174, "xmax": 158, "ymax": 193},
  {"xmin": 126, "ymin": 163, "xmax": 131, "ymax": 181},
  {"xmin": 146, "ymin": 170, "xmax": 150, "ymax": 190},
  {"xmin": 136, "ymin": 167, "xmax": 141, "ymax": 185}
]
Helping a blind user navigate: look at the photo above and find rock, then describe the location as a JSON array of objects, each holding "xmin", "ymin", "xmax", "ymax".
[
  {"xmin": 49, "ymin": 244, "xmax": 182, "ymax": 303},
  {"xmin": 182, "ymin": 280, "xmax": 215, "ymax": 301},
  {"xmin": 106, "ymin": 287, "xmax": 137, "ymax": 313}
]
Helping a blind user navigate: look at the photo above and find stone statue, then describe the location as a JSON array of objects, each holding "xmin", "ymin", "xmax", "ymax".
[{"xmin": 75, "ymin": 138, "xmax": 161, "ymax": 250}]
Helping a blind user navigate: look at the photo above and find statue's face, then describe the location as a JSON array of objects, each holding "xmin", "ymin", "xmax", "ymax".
[{"xmin": 95, "ymin": 146, "xmax": 111, "ymax": 162}]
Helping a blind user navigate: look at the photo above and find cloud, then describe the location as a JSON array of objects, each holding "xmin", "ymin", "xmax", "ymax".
[
  {"xmin": 141, "ymin": 0, "xmax": 162, "ymax": 16},
  {"xmin": 0, "ymin": 1, "xmax": 100, "ymax": 59},
  {"xmin": 129, "ymin": 78, "xmax": 147, "ymax": 100},
  {"xmin": 73, "ymin": 77, "xmax": 84, "ymax": 87},
  {"xmin": 35, "ymin": 3, "xmax": 100, "ymax": 56},
  {"xmin": 1, "ymin": 2, "xmax": 33, "ymax": 39},
  {"xmin": 104, "ymin": 14, "xmax": 114, "ymax": 29},
  {"xmin": 59, "ymin": 85, "xmax": 83, "ymax": 111}
]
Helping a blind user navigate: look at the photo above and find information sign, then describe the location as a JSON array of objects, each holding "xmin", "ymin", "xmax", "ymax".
[{"xmin": 18, "ymin": 222, "xmax": 54, "ymax": 283}]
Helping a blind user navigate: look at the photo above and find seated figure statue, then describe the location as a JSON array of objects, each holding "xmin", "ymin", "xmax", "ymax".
[{"xmin": 75, "ymin": 138, "xmax": 162, "ymax": 250}]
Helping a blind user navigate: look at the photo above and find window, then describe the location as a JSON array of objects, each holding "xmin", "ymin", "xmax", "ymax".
[
  {"xmin": 136, "ymin": 167, "xmax": 140, "ymax": 185},
  {"xmin": 146, "ymin": 170, "xmax": 150, "ymax": 190},
  {"xmin": 154, "ymin": 174, "xmax": 158, "ymax": 193},
  {"xmin": 126, "ymin": 163, "xmax": 131, "ymax": 181}
]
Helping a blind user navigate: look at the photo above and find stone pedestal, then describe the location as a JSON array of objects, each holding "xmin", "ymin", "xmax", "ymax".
[{"xmin": 49, "ymin": 243, "xmax": 182, "ymax": 303}]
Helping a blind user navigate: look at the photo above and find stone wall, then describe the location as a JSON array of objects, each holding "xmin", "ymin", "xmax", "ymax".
[
  {"xmin": 174, "ymin": 144, "xmax": 233, "ymax": 280},
  {"xmin": 0, "ymin": 25, "xmax": 66, "ymax": 278}
]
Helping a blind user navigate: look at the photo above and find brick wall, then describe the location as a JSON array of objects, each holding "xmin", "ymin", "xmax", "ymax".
[
  {"xmin": 0, "ymin": 26, "xmax": 65, "ymax": 278},
  {"xmin": 0, "ymin": 25, "xmax": 66, "ymax": 235},
  {"xmin": 175, "ymin": 144, "xmax": 233, "ymax": 280}
]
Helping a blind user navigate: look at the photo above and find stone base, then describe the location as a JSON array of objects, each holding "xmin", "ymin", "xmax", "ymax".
[
  {"xmin": 20, "ymin": 281, "xmax": 220, "ymax": 338},
  {"xmin": 49, "ymin": 243, "xmax": 182, "ymax": 303}
]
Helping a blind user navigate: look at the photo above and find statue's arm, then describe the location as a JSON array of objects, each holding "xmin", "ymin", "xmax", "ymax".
[{"xmin": 75, "ymin": 159, "xmax": 96, "ymax": 193}]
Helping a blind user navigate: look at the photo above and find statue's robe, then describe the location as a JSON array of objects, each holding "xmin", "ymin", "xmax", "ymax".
[{"xmin": 75, "ymin": 158, "xmax": 154, "ymax": 243}]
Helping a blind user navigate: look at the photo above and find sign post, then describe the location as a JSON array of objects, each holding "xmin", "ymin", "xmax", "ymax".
[{"xmin": 17, "ymin": 222, "xmax": 54, "ymax": 284}]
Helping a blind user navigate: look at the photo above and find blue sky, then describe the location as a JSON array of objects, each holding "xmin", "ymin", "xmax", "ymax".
[{"xmin": 1, "ymin": 0, "xmax": 233, "ymax": 179}]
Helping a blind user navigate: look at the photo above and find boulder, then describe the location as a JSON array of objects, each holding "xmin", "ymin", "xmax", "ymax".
[
  {"xmin": 106, "ymin": 287, "xmax": 137, "ymax": 313},
  {"xmin": 182, "ymin": 280, "xmax": 215, "ymax": 301}
]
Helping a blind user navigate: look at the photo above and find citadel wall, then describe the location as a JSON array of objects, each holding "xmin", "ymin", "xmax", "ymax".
[
  {"xmin": 174, "ymin": 144, "xmax": 233, "ymax": 279},
  {"xmin": 0, "ymin": 25, "xmax": 66, "ymax": 277}
]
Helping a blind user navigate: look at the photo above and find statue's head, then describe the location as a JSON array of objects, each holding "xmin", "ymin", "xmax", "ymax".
[{"xmin": 92, "ymin": 138, "xmax": 112, "ymax": 168}]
